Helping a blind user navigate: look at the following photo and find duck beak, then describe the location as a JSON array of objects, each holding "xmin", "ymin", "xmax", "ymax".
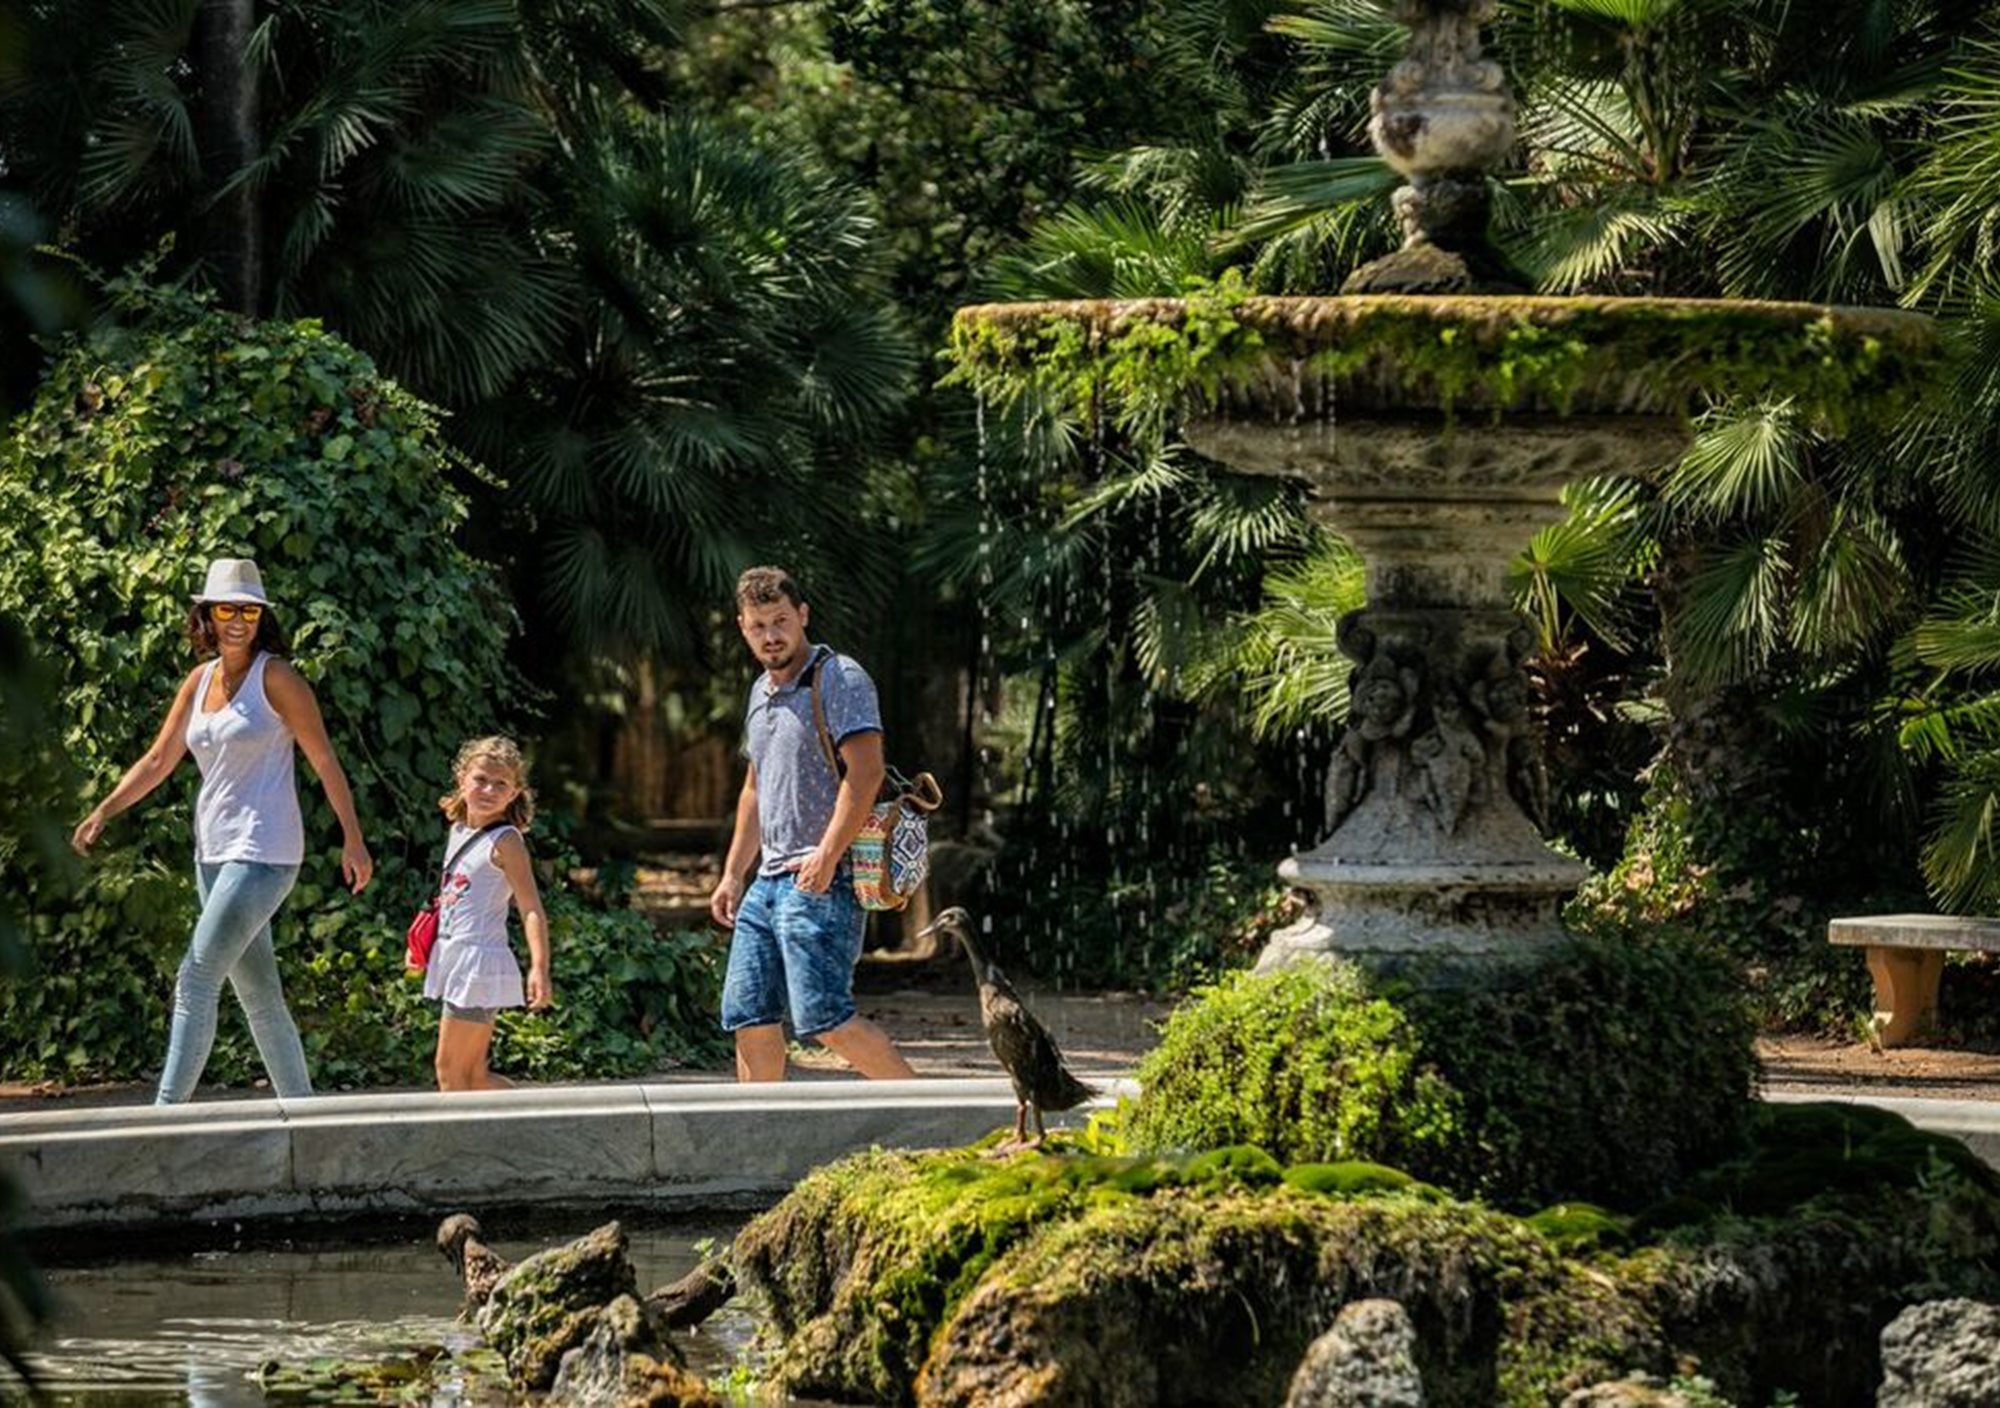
[{"xmin": 918, "ymin": 917, "xmax": 944, "ymax": 940}]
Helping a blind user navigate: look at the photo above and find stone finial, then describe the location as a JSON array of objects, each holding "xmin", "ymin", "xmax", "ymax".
[{"xmin": 1344, "ymin": 0, "xmax": 1519, "ymax": 293}]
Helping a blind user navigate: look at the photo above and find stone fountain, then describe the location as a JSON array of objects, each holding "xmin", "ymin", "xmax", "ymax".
[{"xmin": 953, "ymin": 0, "xmax": 1935, "ymax": 973}]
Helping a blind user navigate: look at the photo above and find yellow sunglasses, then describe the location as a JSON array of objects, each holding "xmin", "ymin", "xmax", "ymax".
[{"xmin": 209, "ymin": 603, "xmax": 264, "ymax": 623}]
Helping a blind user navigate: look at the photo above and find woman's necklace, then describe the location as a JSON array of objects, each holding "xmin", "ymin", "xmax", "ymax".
[{"xmin": 218, "ymin": 656, "xmax": 251, "ymax": 702}]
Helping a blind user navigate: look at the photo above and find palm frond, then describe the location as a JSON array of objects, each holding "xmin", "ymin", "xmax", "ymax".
[
  {"xmin": 1669, "ymin": 530, "xmax": 1790, "ymax": 685},
  {"xmin": 1789, "ymin": 501, "xmax": 1906, "ymax": 659},
  {"xmin": 1512, "ymin": 475, "xmax": 1647, "ymax": 650},
  {"xmin": 1924, "ymin": 749, "xmax": 2000, "ymax": 910},
  {"xmin": 986, "ymin": 201, "xmax": 1220, "ymax": 301},
  {"xmin": 1664, "ymin": 400, "xmax": 1810, "ymax": 521},
  {"xmin": 1227, "ymin": 535, "xmax": 1367, "ymax": 738},
  {"xmin": 1912, "ymin": 594, "xmax": 2000, "ymax": 675},
  {"xmin": 1230, "ymin": 156, "xmax": 1398, "ymax": 247}
]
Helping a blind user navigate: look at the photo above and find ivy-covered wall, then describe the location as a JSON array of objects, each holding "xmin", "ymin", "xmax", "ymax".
[{"xmin": 0, "ymin": 287, "xmax": 721, "ymax": 1087}]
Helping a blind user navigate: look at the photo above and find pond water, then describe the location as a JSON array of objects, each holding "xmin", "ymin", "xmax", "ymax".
[{"xmin": 22, "ymin": 1217, "xmax": 834, "ymax": 1404}]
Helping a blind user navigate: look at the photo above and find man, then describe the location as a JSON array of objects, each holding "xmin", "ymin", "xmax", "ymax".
[{"xmin": 709, "ymin": 566, "xmax": 916, "ymax": 1082}]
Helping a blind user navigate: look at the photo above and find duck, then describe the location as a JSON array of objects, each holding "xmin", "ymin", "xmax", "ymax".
[
  {"xmin": 436, "ymin": 1212, "xmax": 510, "ymax": 1313},
  {"xmin": 919, "ymin": 907, "xmax": 1097, "ymax": 1146}
]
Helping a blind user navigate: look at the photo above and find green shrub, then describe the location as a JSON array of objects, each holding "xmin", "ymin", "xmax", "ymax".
[
  {"xmin": 1120, "ymin": 964, "xmax": 1463, "ymax": 1175},
  {"xmin": 1126, "ymin": 932, "xmax": 1758, "ymax": 1208},
  {"xmin": 0, "ymin": 284, "xmax": 722, "ymax": 1086}
]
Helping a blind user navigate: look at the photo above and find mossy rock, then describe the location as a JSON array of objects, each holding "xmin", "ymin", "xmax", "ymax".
[
  {"xmin": 1123, "ymin": 933, "xmax": 1758, "ymax": 1209},
  {"xmin": 949, "ymin": 280, "xmax": 1940, "ymax": 431},
  {"xmin": 737, "ymin": 1110, "xmax": 2000, "ymax": 1406},
  {"xmin": 476, "ymin": 1220, "xmax": 639, "ymax": 1389}
]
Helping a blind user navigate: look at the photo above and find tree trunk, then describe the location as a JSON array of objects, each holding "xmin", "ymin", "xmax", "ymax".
[{"xmin": 194, "ymin": 0, "xmax": 262, "ymax": 315}]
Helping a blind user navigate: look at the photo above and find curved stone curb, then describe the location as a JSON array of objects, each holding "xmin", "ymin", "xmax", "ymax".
[{"xmin": 0, "ymin": 1077, "xmax": 1139, "ymax": 1231}]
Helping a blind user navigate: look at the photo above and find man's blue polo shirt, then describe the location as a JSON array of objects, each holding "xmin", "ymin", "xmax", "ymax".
[{"xmin": 743, "ymin": 643, "xmax": 883, "ymax": 878}]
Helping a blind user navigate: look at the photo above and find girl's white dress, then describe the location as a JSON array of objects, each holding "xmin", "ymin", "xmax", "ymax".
[{"xmin": 422, "ymin": 823, "xmax": 525, "ymax": 1010}]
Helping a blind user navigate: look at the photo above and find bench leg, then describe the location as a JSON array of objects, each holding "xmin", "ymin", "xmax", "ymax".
[{"xmin": 1864, "ymin": 946, "xmax": 1944, "ymax": 1049}]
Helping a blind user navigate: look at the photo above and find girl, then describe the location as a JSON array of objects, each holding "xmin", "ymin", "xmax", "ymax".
[
  {"xmin": 426, "ymin": 736, "xmax": 551, "ymax": 1090},
  {"xmin": 72, "ymin": 557, "xmax": 374, "ymax": 1104}
]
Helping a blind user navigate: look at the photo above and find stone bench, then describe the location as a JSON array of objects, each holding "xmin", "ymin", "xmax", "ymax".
[{"xmin": 1828, "ymin": 915, "xmax": 2000, "ymax": 1047}]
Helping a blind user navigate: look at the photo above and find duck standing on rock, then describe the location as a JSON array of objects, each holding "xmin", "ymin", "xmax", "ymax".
[{"xmin": 919, "ymin": 907, "xmax": 1097, "ymax": 1147}]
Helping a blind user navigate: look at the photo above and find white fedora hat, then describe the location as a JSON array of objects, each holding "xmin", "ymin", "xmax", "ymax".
[{"xmin": 193, "ymin": 558, "xmax": 272, "ymax": 606}]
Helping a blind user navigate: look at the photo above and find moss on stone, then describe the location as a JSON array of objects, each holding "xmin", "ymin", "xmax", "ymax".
[
  {"xmin": 1119, "ymin": 962, "xmax": 1465, "ymax": 1183},
  {"xmin": 736, "ymin": 1104, "xmax": 2000, "ymax": 1407},
  {"xmin": 1282, "ymin": 1160, "xmax": 1442, "ymax": 1200},
  {"xmin": 733, "ymin": 1140, "xmax": 1322, "ymax": 1403},
  {"xmin": 948, "ymin": 275, "xmax": 1941, "ymax": 436},
  {"xmin": 1524, "ymin": 1203, "xmax": 1634, "ymax": 1254},
  {"xmin": 475, "ymin": 1220, "xmax": 639, "ymax": 1390},
  {"xmin": 1125, "ymin": 934, "xmax": 1759, "ymax": 1210}
]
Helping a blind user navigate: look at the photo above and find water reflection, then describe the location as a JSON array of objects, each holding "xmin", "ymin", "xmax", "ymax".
[{"xmin": 23, "ymin": 1220, "xmax": 796, "ymax": 1404}]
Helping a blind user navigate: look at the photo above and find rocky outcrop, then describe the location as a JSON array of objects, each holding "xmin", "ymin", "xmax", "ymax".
[
  {"xmin": 736, "ymin": 1106, "xmax": 2000, "ymax": 1408},
  {"xmin": 475, "ymin": 1221, "xmax": 642, "ymax": 1390},
  {"xmin": 1285, "ymin": 1299, "xmax": 1424, "ymax": 1407},
  {"xmin": 1877, "ymin": 1299, "xmax": 2000, "ymax": 1408},
  {"xmin": 548, "ymin": 1293, "xmax": 721, "ymax": 1408}
]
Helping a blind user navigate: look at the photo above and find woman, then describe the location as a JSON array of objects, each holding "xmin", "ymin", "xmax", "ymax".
[{"xmin": 71, "ymin": 558, "xmax": 373, "ymax": 1103}]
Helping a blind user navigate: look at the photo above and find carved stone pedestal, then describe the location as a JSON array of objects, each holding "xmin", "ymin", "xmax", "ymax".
[{"xmin": 1187, "ymin": 412, "xmax": 1689, "ymax": 970}]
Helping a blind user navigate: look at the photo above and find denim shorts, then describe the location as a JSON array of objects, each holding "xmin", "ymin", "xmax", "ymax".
[{"xmin": 720, "ymin": 873, "xmax": 865, "ymax": 1038}]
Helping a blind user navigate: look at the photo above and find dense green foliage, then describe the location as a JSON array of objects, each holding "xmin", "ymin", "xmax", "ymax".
[
  {"xmin": 0, "ymin": 288, "xmax": 721, "ymax": 1086},
  {"xmin": 1121, "ymin": 964, "xmax": 1462, "ymax": 1170},
  {"xmin": 12, "ymin": 0, "xmax": 2000, "ymax": 1002},
  {"xmin": 738, "ymin": 1102, "xmax": 2000, "ymax": 1406},
  {"xmin": 0, "ymin": 0, "xmax": 916, "ymax": 663},
  {"xmin": 1126, "ymin": 939, "xmax": 1757, "ymax": 1208}
]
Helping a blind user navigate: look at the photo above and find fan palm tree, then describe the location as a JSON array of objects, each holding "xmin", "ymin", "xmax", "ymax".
[
  {"xmin": 0, "ymin": 0, "xmax": 918, "ymax": 660},
  {"xmin": 467, "ymin": 112, "xmax": 916, "ymax": 656}
]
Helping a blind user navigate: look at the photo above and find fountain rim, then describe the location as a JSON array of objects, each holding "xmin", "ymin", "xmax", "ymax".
[
  {"xmin": 950, "ymin": 289, "xmax": 1940, "ymax": 426},
  {"xmin": 953, "ymin": 291, "xmax": 1935, "ymax": 343}
]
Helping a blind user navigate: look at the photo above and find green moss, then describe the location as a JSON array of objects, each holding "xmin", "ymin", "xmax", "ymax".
[
  {"xmin": 740, "ymin": 1113, "xmax": 2000, "ymax": 1407},
  {"xmin": 1120, "ymin": 962, "xmax": 1465, "ymax": 1179},
  {"xmin": 1282, "ymin": 1160, "xmax": 1441, "ymax": 1200},
  {"xmin": 948, "ymin": 274, "xmax": 1940, "ymax": 437},
  {"xmin": 1525, "ymin": 1202, "xmax": 1634, "ymax": 1254},
  {"xmin": 1126, "ymin": 932, "xmax": 1759, "ymax": 1209},
  {"xmin": 1640, "ymin": 1101, "xmax": 2000, "ymax": 1236}
]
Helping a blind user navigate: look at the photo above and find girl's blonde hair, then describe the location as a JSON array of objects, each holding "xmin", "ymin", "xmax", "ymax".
[{"xmin": 439, "ymin": 735, "xmax": 536, "ymax": 829}]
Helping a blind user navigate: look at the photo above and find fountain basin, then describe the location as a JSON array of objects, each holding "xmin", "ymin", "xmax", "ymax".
[
  {"xmin": 952, "ymin": 292, "xmax": 1938, "ymax": 425},
  {"xmin": 0, "ymin": 1078, "xmax": 1128, "ymax": 1231}
]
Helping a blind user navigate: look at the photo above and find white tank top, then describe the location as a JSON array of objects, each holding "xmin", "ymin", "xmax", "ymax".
[
  {"xmin": 184, "ymin": 654, "xmax": 305, "ymax": 865},
  {"xmin": 437, "ymin": 824, "xmax": 518, "ymax": 947}
]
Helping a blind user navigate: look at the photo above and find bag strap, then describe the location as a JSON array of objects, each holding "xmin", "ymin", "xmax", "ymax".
[
  {"xmin": 808, "ymin": 653, "xmax": 936, "ymax": 811},
  {"xmin": 807, "ymin": 655, "xmax": 843, "ymax": 780},
  {"xmin": 437, "ymin": 823, "xmax": 502, "ymax": 896}
]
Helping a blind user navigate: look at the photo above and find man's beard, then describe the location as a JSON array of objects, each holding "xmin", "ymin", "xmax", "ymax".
[{"xmin": 763, "ymin": 642, "xmax": 802, "ymax": 673}]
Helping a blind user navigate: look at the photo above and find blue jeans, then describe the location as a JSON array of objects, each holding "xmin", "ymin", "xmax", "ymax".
[
  {"xmin": 157, "ymin": 861, "xmax": 311, "ymax": 1104},
  {"xmin": 721, "ymin": 874, "xmax": 865, "ymax": 1038}
]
